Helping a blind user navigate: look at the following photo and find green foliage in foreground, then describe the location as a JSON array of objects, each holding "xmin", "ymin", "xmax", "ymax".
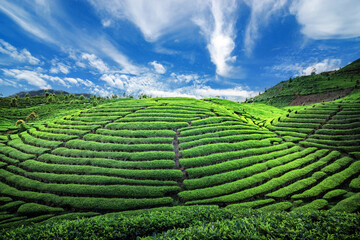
[{"xmin": 0, "ymin": 206, "xmax": 359, "ymax": 240}]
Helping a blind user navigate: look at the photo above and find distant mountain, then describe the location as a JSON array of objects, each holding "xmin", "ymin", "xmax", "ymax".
[
  {"xmin": 11, "ymin": 89, "xmax": 92, "ymax": 98},
  {"xmin": 253, "ymin": 58, "xmax": 360, "ymax": 107}
]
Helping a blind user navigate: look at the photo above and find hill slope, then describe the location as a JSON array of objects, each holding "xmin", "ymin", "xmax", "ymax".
[
  {"xmin": 254, "ymin": 58, "xmax": 360, "ymax": 107},
  {"xmin": 0, "ymin": 96, "xmax": 359, "ymax": 230},
  {"xmin": 10, "ymin": 89, "xmax": 92, "ymax": 98}
]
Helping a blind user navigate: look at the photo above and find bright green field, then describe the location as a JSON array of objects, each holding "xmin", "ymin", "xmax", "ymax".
[{"xmin": 0, "ymin": 93, "xmax": 359, "ymax": 239}]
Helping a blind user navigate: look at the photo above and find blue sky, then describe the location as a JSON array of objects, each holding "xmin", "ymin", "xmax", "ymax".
[{"xmin": 1, "ymin": 0, "xmax": 360, "ymax": 100}]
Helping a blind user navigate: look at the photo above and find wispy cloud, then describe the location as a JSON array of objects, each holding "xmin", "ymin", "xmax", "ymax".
[
  {"xmin": 64, "ymin": 77, "xmax": 95, "ymax": 88},
  {"xmin": 0, "ymin": 0, "xmax": 54, "ymax": 43},
  {"xmin": 0, "ymin": 0, "xmax": 267, "ymax": 100},
  {"xmin": 0, "ymin": 39, "xmax": 41, "ymax": 65},
  {"xmin": 50, "ymin": 59, "xmax": 70, "ymax": 74},
  {"xmin": 88, "ymin": 0, "xmax": 200, "ymax": 42},
  {"xmin": 290, "ymin": 0, "xmax": 360, "ymax": 39},
  {"xmin": 88, "ymin": 0, "xmax": 241, "ymax": 78},
  {"xmin": 2, "ymin": 66, "xmax": 101, "ymax": 89},
  {"xmin": 194, "ymin": 0, "xmax": 238, "ymax": 78},
  {"xmin": 0, "ymin": 78, "xmax": 16, "ymax": 87},
  {"xmin": 81, "ymin": 53, "xmax": 109, "ymax": 73},
  {"xmin": 0, "ymin": 0, "xmax": 139, "ymax": 74},
  {"xmin": 244, "ymin": 0, "xmax": 288, "ymax": 56},
  {"xmin": 149, "ymin": 61, "xmax": 166, "ymax": 74},
  {"xmin": 2, "ymin": 69, "xmax": 53, "ymax": 89}
]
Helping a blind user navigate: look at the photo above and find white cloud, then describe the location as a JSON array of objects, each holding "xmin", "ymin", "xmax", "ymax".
[
  {"xmin": 99, "ymin": 73, "xmax": 164, "ymax": 96},
  {"xmin": 144, "ymin": 85, "xmax": 257, "ymax": 101},
  {"xmin": 81, "ymin": 53, "xmax": 109, "ymax": 73},
  {"xmin": 194, "ymin": 0, "xmax": 238, "ymax": 77},
  {"xmin": 64, "ymin": 77, "xmax": 95, "ymax": 88},
  {"xmin": 0, "ymin": 0, "xmax": 54, "ymax": 43},
  {"xmin": 290, "ymin": 0, "xmax": 360, "ymax": 39},
  {"xmin": 0, "ymin": 0, "xmax": 139, "ymax": 75},
  {"xmin": 153, "ymin": 45, "xmax": 179, "ymax": 55},
  {"xmin": 0, "ymin": 78, "xmax": 16, "ymax": 87},
  {"xmin": 244, "ymin": 0, "xmax": 288, "ymax": 56},
  {"xmin": 100, "ymin": 74, "xmax": 126, "ymax": 89},
  {"xmin": 301, "ymin": 59, "xmax": 341, "ymax": 75},
  {"xmin": 98, "ymin": 71, "xmax": 256, "ymax": 101},
  {"xmin": 0, "ymin": 39, "xmax": 41, "ymax": 65},
  {"xmin": 90, "ymin": 38, "xmax": 140, "ymax": 74},
  {"xmin": 88, "ymin": 0, "xmax": 201, "ymax": 42},
  {"xmin": 192, "ymin": 85, "xmax": 257, "ymax": 100},
  {"xmin": 149, "ymin": 61, "xmax": 166, "ymax": 74},
  {"xmin": 101, "ymin": 19, "xmax": 111, "ymax": 27},
  {"xmin": 88, "ymin": 0, "xmax": 240, "ymax": 77},
  {"xmin": 78, "ymin": 79, "xmax": 95, "ymax": 88},
  {"xmin": 63, "ymin": 77, "xmax": 78, "ymax": 85},
  {"xmin": 272, "ymin": 58, "xmax": 342, "ymax": 76},
  {"xmin": 2, "ymin": 69, "xmax": 52, "ymax": 89},
  {"xmin": 50, "ymin": 59, "xmax": 70, "ymax": 74},
  {"xmin": 170, "ymin": 73, "xmax": 203, "ymax": 84},
  {"xmin": 2, "ymin": 68, "xmax": 100, "ymax": 91},
  {"xmin": 91, "ymin": 87, "xmax": 113, "ymax": 97}
]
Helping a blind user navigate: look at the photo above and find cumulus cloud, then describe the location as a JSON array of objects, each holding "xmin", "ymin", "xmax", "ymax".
[
  {"xmin": 290, "ymin": 0, "xmax": 360, "ymax": 39},
  {"xmin": 0, "ymin": 39, "xmax": 41, "ymax": 65},
  {"xmin": 149, "ymin": 61, "xmax": 166, "ymax": 74},
  {"xmin": 272, "ymin": 58, "xmax": 342, "ymax": 76},
  {"xmin": 244, "ymin": 0, "xmax": 288, "ymax": 56}
]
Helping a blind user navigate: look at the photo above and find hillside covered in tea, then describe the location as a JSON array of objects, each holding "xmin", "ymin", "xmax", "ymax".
[{"xmin": 0, "ymin": 90, "xmax": 359, "ymax": 238}]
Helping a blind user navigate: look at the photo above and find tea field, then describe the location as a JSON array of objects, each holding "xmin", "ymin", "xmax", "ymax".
[{"xmin": 0, "ymin": 94, "xmax": 359, "ymax": 238}]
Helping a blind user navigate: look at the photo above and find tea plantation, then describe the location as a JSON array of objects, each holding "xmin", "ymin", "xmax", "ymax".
[{"xmin": 0, "ymin": 94, "xmax": 359, "ymax": 239}]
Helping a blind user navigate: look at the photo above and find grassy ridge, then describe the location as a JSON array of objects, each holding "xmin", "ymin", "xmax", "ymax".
[{"xmin": 253, "ymin": 58, "xmax": 360, "ymax": 106}]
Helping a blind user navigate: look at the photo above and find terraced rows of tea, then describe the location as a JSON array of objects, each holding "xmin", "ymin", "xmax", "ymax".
[
  {"xmin": 268, "ymin": 101, "xmax": 360, "ymax": 156},
  {"xmin": 0, "ymin": 98, "xmax": 359, "ymax": 227}
]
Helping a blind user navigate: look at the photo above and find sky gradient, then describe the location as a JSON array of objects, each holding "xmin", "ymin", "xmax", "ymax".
[{"xmin": 1, "ymin": 0, "xmax": 360, "ymax": 101}]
